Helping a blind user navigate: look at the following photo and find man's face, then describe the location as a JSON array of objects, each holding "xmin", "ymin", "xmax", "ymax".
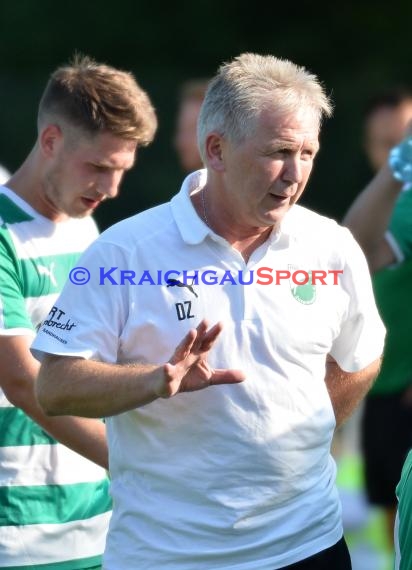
[
  {"xmin": 216, "ymin": 104, "xmax": 320, "ymax": 231},
  {"xmin": 364, "ymin": 101, "xmax": 412, "ymax": 172},
  {"xmin": 42, "ymin": 129, "xmax": 137, "ymax": 219}
]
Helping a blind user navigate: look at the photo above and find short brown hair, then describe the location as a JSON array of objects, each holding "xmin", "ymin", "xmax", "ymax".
[{"xmin": 38, "ymin": 54, "xmax": 157, "ymax": 146}]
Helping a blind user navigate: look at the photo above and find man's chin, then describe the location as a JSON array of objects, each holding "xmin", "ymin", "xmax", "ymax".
[
  {"xmin": 264, "ymin": 204, "xmax": 291, "ymax": 224},
  {"xmin": 66, "ymin": 206, "xmax": 93, "ymax": 219}
]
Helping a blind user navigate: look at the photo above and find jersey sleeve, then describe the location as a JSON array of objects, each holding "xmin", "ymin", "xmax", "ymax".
[
  {"xmin": 0, "ymin": 227, "xmax": 34, "ymax": 335},
  {"xmin": 329, "ymin": 228, "xmax": 386, "ymax": 372},
  {"xmin": 31, "ymin": 237, "xmax": 130, "ymax": 364}
]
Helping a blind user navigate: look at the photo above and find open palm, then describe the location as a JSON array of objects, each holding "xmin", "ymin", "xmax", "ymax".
[{"xmin": 160, "ymin": 320, "xmax": 245, "ymax": 397}]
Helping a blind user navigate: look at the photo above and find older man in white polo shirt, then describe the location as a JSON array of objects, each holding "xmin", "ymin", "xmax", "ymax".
[{"xmin": 32, "ymin": 53, "xmax": 385, "ymax": 570}]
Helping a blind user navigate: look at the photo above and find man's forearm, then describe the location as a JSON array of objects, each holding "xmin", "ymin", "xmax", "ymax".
[
  {"xmin": 37, "ymin": 355, "xmax": 163, "ymax": 418},
  {"xmin": 1, "ymin": 334, "xmax": 109, "ymax": 469},
  {"xmin": 32, "ymin": 407, "xmax": 108, "ymax": 469},
  {"xmin": 7, "ymin": 377, "xmax": 109, "ymax": 469},
  {"xmin": 325, "ymin": 357, "xmax": 381, "ymax": 427},
  {"xmin": 36, "ymin": 321, "xmax": 245, "ymax": 420},
  {"xmin": 343, "ymin": 165, "xmax": 402, "ymax": 257}
]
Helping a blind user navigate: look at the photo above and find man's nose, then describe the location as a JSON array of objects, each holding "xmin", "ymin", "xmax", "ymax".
[
  {"xmin": 99, "ymin": 171, "xmax": 123, "ymax": 199},
  {"xmin": 282, "ymin": 156, "xmax": 302, "ymax": 185}
]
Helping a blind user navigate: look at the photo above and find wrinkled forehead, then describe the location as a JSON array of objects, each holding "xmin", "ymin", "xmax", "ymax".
[
  {"xmin": 251, "ymin": 104, "xmax": 321, "ymax": 144},
  {"xmin": 259, "ymin": 98, "xmax": 321, "ymax": 128}
]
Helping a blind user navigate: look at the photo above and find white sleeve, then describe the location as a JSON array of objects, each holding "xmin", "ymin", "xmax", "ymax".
[
  {"xmin": 31, "ymin": 238, "xmax": 130, "ymax": 364},
  {"xmin": 329, "ymin": 229, "xmax": 386, "ymax": 372}
]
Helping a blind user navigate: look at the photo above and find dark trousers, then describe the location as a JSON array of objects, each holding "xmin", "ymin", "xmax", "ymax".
[{"xmin": 280, "ymin": 537, "xmax": 352, "ymax": 569}]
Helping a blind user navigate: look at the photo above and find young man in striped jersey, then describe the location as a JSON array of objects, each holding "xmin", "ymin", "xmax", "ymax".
[{"xmin": 0, "ymin": 55, "xmax": 157, "ymax": 569}]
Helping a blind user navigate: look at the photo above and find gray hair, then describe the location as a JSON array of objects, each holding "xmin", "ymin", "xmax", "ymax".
[{"xmin": 197, "ymin": 53, "xmax": 333, "ymax": 161}]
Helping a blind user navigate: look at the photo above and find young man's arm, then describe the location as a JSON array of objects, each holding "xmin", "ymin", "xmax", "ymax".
[
  {"xmin": 342, "ymin": 164, "xmax": 403, "ymax": 272},
  {"xmin": 0, "ymin": 334, "xmax": 109, "ymax": 468}
]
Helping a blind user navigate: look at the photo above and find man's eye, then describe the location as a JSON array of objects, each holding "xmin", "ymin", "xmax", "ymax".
[
  {"xmin": 271, "ymin": 148, "xmax": 290, "ymax": 156},
  {"xmin": 93, "ymin": 164, "xmax": 109, "ymax": 172},
  {"xmin": 301, "ymin": 151, "xmax": 314, "ymax": 160}
]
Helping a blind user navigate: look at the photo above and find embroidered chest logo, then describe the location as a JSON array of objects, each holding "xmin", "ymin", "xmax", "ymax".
[
  {"xmin": 166, "ymin": 278, "xmax": 198, "ymax": 321},
  {"xmin": 288, "ymin": 265, "xmax": 316, "ymax": 305},
  {"xmin": 166, "ymin": 278, "xmax": 198, "ymax": 297}
]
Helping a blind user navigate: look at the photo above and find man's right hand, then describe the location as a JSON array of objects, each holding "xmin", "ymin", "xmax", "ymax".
[{"xmin": 158, "ymin": 319, "xmax": 245, "ymax": 398}]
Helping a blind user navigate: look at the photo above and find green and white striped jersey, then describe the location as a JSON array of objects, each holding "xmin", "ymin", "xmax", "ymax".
[
  {"xmin": 396, "ymin": 450, "xmax": 412, "ymax": 570},
  {"xmin": 0, "ymin": 186, "xmax": 111, "ymax": 569}
]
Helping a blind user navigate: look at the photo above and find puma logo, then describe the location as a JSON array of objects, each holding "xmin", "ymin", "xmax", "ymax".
[
  {"xmin": 37, "ymin": 262, "xmax": 57, "ymax": 287},
  {"xmin": 166, "ymin": 278, "xmax": 198, "ymax": 298}
]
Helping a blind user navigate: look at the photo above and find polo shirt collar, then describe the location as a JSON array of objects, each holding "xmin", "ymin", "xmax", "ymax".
[
  {"xmin": 170, "ymin": 168, "xmax": 295, "ymax": 246},
  {"xmin": 170, "ymin": 169, "xmax": 211, "ymax": 245}
]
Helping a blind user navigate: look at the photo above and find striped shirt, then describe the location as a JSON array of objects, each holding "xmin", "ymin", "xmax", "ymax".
[{"xmin": 0, "ymin": 187, "xmax": 111, "ymax": 569}]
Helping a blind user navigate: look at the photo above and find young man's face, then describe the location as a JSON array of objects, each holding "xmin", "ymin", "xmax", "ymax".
[{"xmin": 41, "ymin": 128, "xmax": 137, "ymax": 220}]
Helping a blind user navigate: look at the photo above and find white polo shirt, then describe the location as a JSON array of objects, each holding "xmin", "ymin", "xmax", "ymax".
[{"xmin": 32, "ymin": 170, "xmax": 385, "ymax": 570}]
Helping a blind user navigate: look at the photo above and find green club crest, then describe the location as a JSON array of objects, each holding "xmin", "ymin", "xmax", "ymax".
[{"xmin": 288, "ymin": 266, "xmax": 316, "ymax": 305}]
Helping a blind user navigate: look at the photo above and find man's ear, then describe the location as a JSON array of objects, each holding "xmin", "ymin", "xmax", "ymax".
[
  {"xmin": 204, "ymin": 132, "xmax": 225, "ymax": 172},
  {"xmin": 39, "ymin": 124, "xmax": 63, "ymax": 158}
]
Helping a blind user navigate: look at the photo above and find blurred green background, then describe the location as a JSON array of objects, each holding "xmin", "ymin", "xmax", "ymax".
[{"xmin": 0, "ymin": 0, "xmax": 411, "ymax": 230}]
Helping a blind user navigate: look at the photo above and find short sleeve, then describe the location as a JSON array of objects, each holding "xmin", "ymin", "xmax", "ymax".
[
  {"xmin": 31, "ymin": 238, "xmax": 130, "ymax": 364},
  {"xmin": 0, "ymin": 228, "xmax": 34, "ymax": 334},
  {"xmin": 329, "ymin": 229, "xmax": 386, "ymax": 372}
]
